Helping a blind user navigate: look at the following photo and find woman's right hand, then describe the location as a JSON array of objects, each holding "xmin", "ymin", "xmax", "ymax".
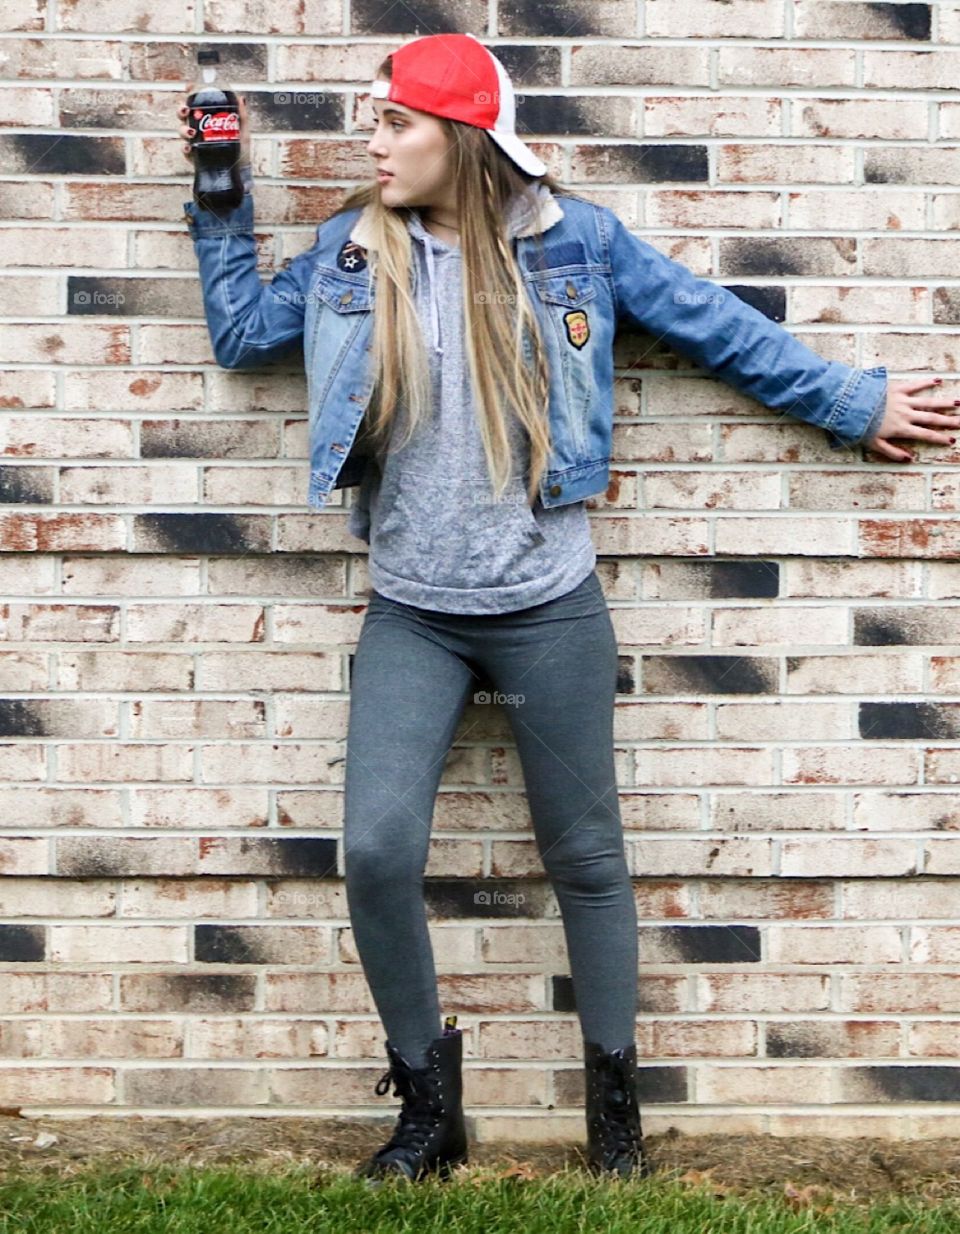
[{"xmin": 177, "ymin": 83, "xmax": 251, "ymax": 168}]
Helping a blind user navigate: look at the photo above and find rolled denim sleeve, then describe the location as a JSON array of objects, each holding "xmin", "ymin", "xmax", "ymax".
[
  {"xmin": 181, "ymin": 175, "xmax": 318, "ymax": 371},
  {"xmin": 603, "ymin": 208, "xmax": 888, "ymax": 451}
]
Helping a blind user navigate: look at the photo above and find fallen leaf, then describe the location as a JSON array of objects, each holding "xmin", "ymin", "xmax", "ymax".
[
  {"xmin": 492, "ymin": 1162, "xmax": 539, "ymax": 1181},
  {"xmin": 677, "ymin": 1167, "xmax": 735, "ymax": 1197},
  {"xmin": 783, "ymin": 1180, "xmax": 836, "ymax": 1214}
]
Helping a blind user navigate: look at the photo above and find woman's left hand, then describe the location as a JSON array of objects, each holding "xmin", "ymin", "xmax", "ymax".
[{"xmin": 865, "ymin": 376, "xmax": 960, "ymax": 462}]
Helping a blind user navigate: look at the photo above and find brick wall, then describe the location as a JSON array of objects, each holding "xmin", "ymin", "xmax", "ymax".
[{"xmin": 3, "ymin": 0, "xmax": 960, "ymax": 1140}]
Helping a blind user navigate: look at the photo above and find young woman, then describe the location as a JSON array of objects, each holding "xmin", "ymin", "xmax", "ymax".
[{"xmin": 179, "ymin": 33, "xmax": 960, "ymax": 1185}]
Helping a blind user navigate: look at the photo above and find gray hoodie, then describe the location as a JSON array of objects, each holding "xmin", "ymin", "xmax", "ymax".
[{"xmin": 347, "ymin": 185, "xmax": 596, "ymax": 614}]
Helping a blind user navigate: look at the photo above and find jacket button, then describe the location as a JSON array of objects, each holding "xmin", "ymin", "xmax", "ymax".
[
  {"xmin": 549, "ymin": 483, "xmax": 562, "ymax": 496},
  {"xmin": 566, "ymin": 282, "xmax": 576, "ymax": 298},
  {"xmin": 340, "ymin": 290, "xmax": 353, "ymax": 304}
]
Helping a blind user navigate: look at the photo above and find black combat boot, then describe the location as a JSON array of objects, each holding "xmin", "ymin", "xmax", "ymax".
[
  {"xmin": 354, "ymin": 1015, "xmax": 468, "ymax": 1184},
  {"xmin": 583, "ymin": 1039, "xmax": 652, "ymax": 1179}
]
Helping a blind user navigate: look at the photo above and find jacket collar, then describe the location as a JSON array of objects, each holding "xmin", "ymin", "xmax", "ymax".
[{"xmin": 348, "ymin": 183, "xmax": 565, "ymax": 250}]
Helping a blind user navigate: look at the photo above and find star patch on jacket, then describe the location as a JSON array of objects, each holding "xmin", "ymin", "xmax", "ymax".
[
  {"xmin": 336, "ymin": 240, "xmax": 368, "ymax": 273},
  {"xmin": 563, "ymin": 308, "xmax": 590, "ymax": 349}
]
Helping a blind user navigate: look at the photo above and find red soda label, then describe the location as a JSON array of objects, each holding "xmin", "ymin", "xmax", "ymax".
[{"xmin": 194, "ymin": 110, "xmax": 240, "ymax": 141}]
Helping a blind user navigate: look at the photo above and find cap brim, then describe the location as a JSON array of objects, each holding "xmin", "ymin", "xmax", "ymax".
[{"xmin": 486, "ymin": 130, "xmax": 548, "ymax": 177}]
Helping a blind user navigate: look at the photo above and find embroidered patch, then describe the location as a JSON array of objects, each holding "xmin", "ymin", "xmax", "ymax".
[
  {"xmin": 563, "ymin": 308, "xmax": 590, "ymax": 349},
  {"xmin": 337, "ymin": 241, "xmax": 368, "ymax": 273}
]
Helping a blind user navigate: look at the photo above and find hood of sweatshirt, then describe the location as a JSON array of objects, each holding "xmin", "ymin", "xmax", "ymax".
[{"xmin": 348, "ymin": 184, "xmax": 566, "ymax": 357}]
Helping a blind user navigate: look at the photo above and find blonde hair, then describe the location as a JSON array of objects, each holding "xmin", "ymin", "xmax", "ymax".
[{"xmin": 329, "ymin": 55, "xmax": 569, "ymax": 507}]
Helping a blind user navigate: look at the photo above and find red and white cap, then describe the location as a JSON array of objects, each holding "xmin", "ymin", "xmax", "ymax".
[{"xmin": 369, "ymin": 32, "xmax": 548, "ymax": 178}]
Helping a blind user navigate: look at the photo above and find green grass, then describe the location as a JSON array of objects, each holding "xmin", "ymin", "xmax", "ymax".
[{"xmin": 1, "ymin": 1164, "xmax": 960, "ymax": 1234}]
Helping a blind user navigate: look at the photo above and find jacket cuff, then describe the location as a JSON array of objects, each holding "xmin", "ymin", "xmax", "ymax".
[
  {"xmin": 825, "ymin": 364, "xmax": 888, "ymax": 452},
  {"xmin": 181, "ymin": 169, "xmax": 254, "ymax": 239}
]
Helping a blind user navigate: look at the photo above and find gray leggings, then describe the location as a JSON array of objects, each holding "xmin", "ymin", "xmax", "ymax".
[{"xmin": 343, "ymin": 568, "xmax": 638, "ymax": 1068}]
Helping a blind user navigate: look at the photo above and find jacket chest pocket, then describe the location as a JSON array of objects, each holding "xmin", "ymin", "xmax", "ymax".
[
  {"xmin": 306, "ymin": 272, "xmax": 375, "ymax": 422},
  {"xmin": 306, "ymin": 271, "xmax": 374, "ymax": 353},
  {"xmin": 527, "ymin": 274, "xmax": 598, "ymax": 445},
  {"xmin": 313, "ymin": 272, "xmax": 375, "ymax": 313}
]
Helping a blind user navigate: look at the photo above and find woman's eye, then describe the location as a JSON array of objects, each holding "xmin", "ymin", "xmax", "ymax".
[{"xmin": 368, "ymin": 117, "xmax": 404, "ymax": 132}]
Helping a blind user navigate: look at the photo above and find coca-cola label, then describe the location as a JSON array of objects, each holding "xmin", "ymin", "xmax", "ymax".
[{"xmin": 195, "ymin": 110, "xmax": 240, "ymax": 141}]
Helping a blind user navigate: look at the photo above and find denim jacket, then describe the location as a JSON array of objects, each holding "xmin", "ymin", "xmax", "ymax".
[{"xmin": 182, "ymin": 183, "xmax": 888, "ymax": 512}]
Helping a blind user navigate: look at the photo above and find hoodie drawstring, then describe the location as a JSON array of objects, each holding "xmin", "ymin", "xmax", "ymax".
[
  {"xmin": 411, "ymin": 186, "xmax": 547, "ymax": 359},
  {"xmin": 423, "ymin": 236, "xmax": 442, "ymax": 356}
]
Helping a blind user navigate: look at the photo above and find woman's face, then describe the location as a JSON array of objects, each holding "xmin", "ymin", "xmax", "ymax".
[{"xmin": 365, "ymin": 85, "xmax": 458, "ymax": 208}]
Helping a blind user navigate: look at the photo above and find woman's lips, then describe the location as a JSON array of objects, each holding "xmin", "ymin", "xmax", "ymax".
[{"xmin": 377, "ymin": 171, "xmax": 394, "ymax": 181}]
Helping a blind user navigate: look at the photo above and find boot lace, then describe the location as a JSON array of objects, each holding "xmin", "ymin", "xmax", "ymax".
[{"xmin": 374, "ymin": 1064, "xmax": 439, "ymax": 1154}]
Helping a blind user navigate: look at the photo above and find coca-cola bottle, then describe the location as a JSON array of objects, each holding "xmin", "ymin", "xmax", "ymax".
[{"xmin": 187, "ymin": 49, "xmax": 244, "ymax": 212}]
